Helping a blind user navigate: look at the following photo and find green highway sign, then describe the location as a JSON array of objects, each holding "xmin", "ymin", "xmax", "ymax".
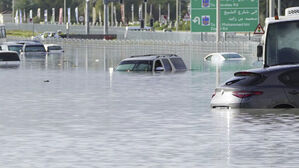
[{"xmin": 191, "ymin": 0, "xmax": 259, "ymax": 32}]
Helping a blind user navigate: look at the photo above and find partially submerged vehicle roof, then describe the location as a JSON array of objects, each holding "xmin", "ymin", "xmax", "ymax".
[
  {"xmin": 15, "ymin": 40, "xmax": 42, "ymax": 45},
  {"xmin": 2, "ymin": 42, "xmax": 23, "ymax": 46},
  {"xmin": 44, "ymin": 44, "xmax": 61, "ymax": 47},
  {"xmin": 122, "ymin": 54, "xmax": 181, "ymax": 61}
]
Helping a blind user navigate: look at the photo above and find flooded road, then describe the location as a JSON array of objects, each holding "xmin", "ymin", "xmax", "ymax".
[{"xmin": 0, "ymin": 51, "xmax": 298, "ymax": 168}]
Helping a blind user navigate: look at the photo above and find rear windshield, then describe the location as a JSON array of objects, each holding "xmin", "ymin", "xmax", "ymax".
[
  {"xmin": 170, "ymin": 58, "xmax": 187, "ymax": 70},
  {"xmin": 25, "ymin": 45, "xmax": 46, "ymax": 52},
  {"xmin": 8, "ymin": 46, "xmax": 22, "ymax": 53},
  {"xmin": 224, "ymin": 73, "xmax": 265, "ymax": 86},
  {"xmin": 116, "ymin": 60, "xmax": 153, "ymax": 71},
  {"xmin": 48, "ymin": 46, "xmax": 62, "ymax": 51},
  {"xmin": 0, "ymin": 52, "xmax": 20, "ymax": 61}
]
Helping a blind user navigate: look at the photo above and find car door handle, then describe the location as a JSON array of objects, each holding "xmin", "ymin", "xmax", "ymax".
[{"xmin": 288, "ymin": 90, "xmax": 299, "ymax": 95}]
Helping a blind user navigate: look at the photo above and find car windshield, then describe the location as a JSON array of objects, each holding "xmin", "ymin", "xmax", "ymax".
[
  {"xmin": 116, "ymin": 60, "xmax": 153, "ymax": 71},
  {"xmin": 25, "ymin": 45, "xmax": 46, "ymax": 52},
  {"xmin": 48, "ymin": 46, "xmax": 62, "ymax": 51},
  {"xmin": 266, "ymin": 20, "xmax": 299, "ymax": 66},
  {"xmin": 8, "ymin": 46, "xmax": 22, "ymax": 53},
  {"xmin": 222, "ymin": 53, "xmax": 242, "ymax": 59}
]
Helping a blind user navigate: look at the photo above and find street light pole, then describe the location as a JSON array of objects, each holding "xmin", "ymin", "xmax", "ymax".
[
  {"xmin": 278, "ymin": 0, "xmax": 281, "ymax": 16},
  {"xmin": 145, "ymin": 1, "xmax": 147, "ymax": 26},
  {"xmin": 64, "ymin": 0, "xmax": 66, "ymax": 24},
  {"xmin": 12, "ymin": 0, "xmax": 15, "ymax": 22},
  {"xmin": 176, "ymin": 0, "xmax": 179, "ymax": 31},
  {"xmin": 104, "ymin": 1, "xmax": 108, "ymax": 34},
  {"xmin": 85, "ymin": 0, "xmax": 90, "ymax": 34}
]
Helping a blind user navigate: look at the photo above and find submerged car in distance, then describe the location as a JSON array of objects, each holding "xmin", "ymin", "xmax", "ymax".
[
  {"xmin": 116, "ymin": 54, "xmax": 187, "ymax": 72},
  {"xmin": 204, "ymin": 52, "xmax": 246, "ymax": 62},
  {"xmin": 22, "ymin": 43, "xmax": 46, "ymax": 57},
  {"xmin": 44, "ymin": 44, "xmax": 64, "ymax": 53},
  {"xmin": 0, "ymin": 51, "xmax": 20, "ymax": 68},
  {"xmin": 211, "ymin": 65, "xmax": 299, "ymax": 109},
  {"xmin": 0, "ymin": 42, "xmax": 23, "ymax": 54}
]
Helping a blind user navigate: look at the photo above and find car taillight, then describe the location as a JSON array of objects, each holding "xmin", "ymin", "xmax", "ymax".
[{"xmin": 232, "ymin": 91, "xmax": 263, "ymax": 98}]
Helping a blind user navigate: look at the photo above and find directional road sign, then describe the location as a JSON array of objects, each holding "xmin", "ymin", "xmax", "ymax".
[{"xmin": 191, "ymin": 0, "xmax": 259, "ymax": 32}]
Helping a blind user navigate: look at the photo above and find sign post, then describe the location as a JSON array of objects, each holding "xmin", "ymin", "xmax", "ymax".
[{"xmin": 191, "ymin": 0, "xmax": 259, "ymax": 32}]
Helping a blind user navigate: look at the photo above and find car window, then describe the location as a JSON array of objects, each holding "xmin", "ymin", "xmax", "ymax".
[
  {"xmin": 48, "ymin": 46, "xmax": 62, "ymax": 51},
  {"xmin": 279, "ymin": 70, "xmax": 299, "ymax": 87},
  {"xmin": 170, "ymin": 58, "xmax": 187, "ymax": 70},
  {"xmin": 133, "ymin": 63, "xmax": 151, "ymax": 71},
  {"xmin": 8, "ymin": 46, "xmax": 22, "ymax": 53},
  {"xmin": 162, "ymin": 59, "xmax": 172, "ymax": 71},
  {"xmin": 25, "ymin": 45, "xmax": 46, "ymax": 52},
  {"xmin": 0, "ymin": 52, "xmax": 20, "ymax": 61},
  {"xmin": 116, "ymin": 60, "xmax": 153, "ymax": 71},
  {"xmin": 154, "ymin": 60, "xmax": 163, "ymax": 70},
  {"xmin": 222, "ymin": 53, "xmax": 242, "ymax": 59}
]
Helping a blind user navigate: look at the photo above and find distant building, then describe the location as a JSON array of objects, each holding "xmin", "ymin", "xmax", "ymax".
[{"xmin": 0, "ymin": 10, "xmax": 12, "ymax": 24}]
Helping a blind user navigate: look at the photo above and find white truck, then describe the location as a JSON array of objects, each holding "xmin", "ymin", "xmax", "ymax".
[{"xmin": 258, "ymin": 7, "xmax": 299, "ymax": 67}]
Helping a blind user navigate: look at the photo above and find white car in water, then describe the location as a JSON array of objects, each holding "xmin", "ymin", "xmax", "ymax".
[
  {"xmin": 44, "ymin": 44, "xmax": 64, "ymax": 53},
  {"xmin": 204, "ymin": 52, "xmax": 246, "ymax": 62}
]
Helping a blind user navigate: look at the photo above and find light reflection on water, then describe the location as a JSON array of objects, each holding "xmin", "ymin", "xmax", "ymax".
[{"xmin": 0, "ymin": 53, "xmax": 298, "ymax": 167}]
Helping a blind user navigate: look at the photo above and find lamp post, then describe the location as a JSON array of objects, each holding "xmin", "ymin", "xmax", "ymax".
[
  {"xmin": 86, "ymin": 0, "xmax": 90, "ymax": 34},
  {"xmin": 12, "ymin": 0, "xmax": 15, "ymax": 22},
  {"xmin": 176, "ymin": 0, "xmax": 179, "ymax": 31},
  {"xmin": 104, "ymin": 0, "xmax": 108, "ymax": 34},
  {"xmin": 64, "ymin": 0, "xmax": 66, "ymax": 24}
]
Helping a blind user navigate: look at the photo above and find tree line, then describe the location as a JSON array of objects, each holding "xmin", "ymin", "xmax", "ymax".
[{"xmin": 1, "ymin": 0, "xmax": 299, "ymax": 24}]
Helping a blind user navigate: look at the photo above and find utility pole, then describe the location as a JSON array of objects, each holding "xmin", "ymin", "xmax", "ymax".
[
  {"xmin": 269, "ymin": 0, "xmax": 274, "ymax": 17},
  {"xmin": 12, "ymin": 0, "xmax": 15, "ymax": 22},
  {"xmin": 64, "ymin": 0, "xmax": 66, "ymax": 24},
  {"xmin": 216, "ymin": 0, "xmax": 220, "ymax": 42},
  {"xmin": 176, "ymin": 0, "xmax": 179, "ymax": 31},
  {"xmin": 111, "ymin": 2, "xmax": 114, "ymax": 26},
  {"xmin": 85, "ymin": 0, "xmax": 90, "ymax": 34},
  {"xmin": 278, "ymin": 0, "xmax": 281, "ymax": 16},
  {"xmin": 144, "ymin": 0, "xmax": 148, "ymax": 26},
  {"xmin": 104, "ymin": 1, "xmax": 108, "ymax": 34},
  {"xmin": 216, "ymin": 0, "xmax": 221, "ymax": 87}
]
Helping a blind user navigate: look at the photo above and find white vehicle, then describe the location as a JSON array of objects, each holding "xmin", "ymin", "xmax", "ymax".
[
  {"xmin": 204, "ymin": 52, "xmax": 245, "ymax": 62},
  {"xmin": 44, "ymin": 44, "xmax": 64, "ymax": 53},
  {"xmin": 0, "ymin": 43, "xmax": 23, "ymax": 54},
  {"xmin": 258, "ymin": 7, "xmax": 299, "ymax": 67}
]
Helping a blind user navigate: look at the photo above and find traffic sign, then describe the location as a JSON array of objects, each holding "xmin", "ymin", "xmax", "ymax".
[
  {"xmin": 191, "ymin": 0, "xmax": 259, "ymax": 32},
  {"xmin": 79, "ymin": 16, "xmax": 84, "ymax": 22},
  {"xmin": 254, "ymin": 24, "xmax": 265, "ymax": 34}
]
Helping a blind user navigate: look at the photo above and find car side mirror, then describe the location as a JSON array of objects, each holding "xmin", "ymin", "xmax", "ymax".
[
  {"xmin": 257, "ymin": 44, "xmax": 263, "ymax": 59},
  {"xmin": 155, "ymin": 67, "xmax": 164, "ymax": 71}
]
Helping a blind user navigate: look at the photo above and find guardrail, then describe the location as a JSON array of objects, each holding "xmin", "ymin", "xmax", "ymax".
[{"xmin": 6, "ymin": 23, "xmax": 262, "ymax": 42}]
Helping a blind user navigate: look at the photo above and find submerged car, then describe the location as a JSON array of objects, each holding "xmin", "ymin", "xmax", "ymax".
[
  {"xmin": 211, "ymin": 65, "xmax": 299, "ymax": 109},
  {"xmin": 44, "ymin": 44, "xmax": 64, "ymax": 53},
  {"xmin": 0, "ymin": 43, "xmax": 23, "ymax": 54},
  {"xmin": 0, "ymin": 51, "xmax": 20, "ymax": 68},
  {"xmin": 22, "ymin": 43, "xmax": 46, "ymax": 58},
  {"xmin": 204, "ymin": 52, "xmax": 245, "ymax": 62},
  {"xmin": 116, "ymin": 54, "xmax": 187, "ymax": 72}
]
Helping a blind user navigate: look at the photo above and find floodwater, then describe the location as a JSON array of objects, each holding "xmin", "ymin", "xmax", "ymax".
[{"xmin": 0, "ymin": 51, "xmax": 299, "ymax": 168}]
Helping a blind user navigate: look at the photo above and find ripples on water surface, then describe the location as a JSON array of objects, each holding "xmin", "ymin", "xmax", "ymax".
[{"xmin": 0, "ymin": 53, "xmax": 299, "ymax": 168}]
